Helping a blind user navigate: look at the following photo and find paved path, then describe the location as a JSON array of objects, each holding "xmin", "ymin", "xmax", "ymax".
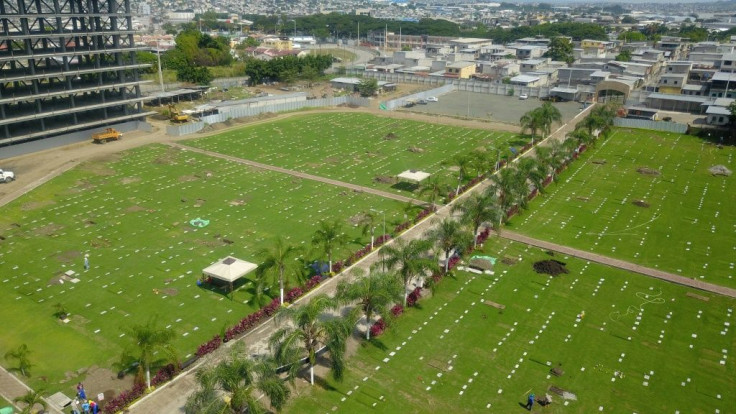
[
  {"xmin": 169, "ymin": 143, "xmax": 430, "ymax": 207},
  {"xmin": 0, "ymin": 366, "xmax": 63, "ymax": 414},
  {"xmin": 499, "ymin": 230, "xmax": 736, "ymax": 298}
]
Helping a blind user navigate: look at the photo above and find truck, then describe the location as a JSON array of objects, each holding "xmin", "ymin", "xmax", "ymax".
[
  {"xmin": 168, "ymin": 104, "xmax": 189, "ymax": 123},
  {"xmin": 0, "ymin": 168, "xmax": 15, "ymax": 183},
  {"xmin": 92, "ymin": 128, "xmax": 122, "ymax": 144}
]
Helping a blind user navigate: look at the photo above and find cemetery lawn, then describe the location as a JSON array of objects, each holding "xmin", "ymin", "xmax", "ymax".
[
  {"xmin": 507, "ymin": 128, "xmax": 736, "ymax": 289},
  {"xmin": 183, "ymin": 112, "xmax": 521, "ymax": 199},
  {"xmin": 285, "ymin": 237, "xmax": 735, "ymax": 413},
  {"xmin": 0, "ymin": 144, "xmax": 407, "ymax": 392}
]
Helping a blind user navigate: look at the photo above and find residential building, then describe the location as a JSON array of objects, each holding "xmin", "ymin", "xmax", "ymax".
[{"xmin": 445, "ymin": 61, "xmax": 476, "ymax": 79}]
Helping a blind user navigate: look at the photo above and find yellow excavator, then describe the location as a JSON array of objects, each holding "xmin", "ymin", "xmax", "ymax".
[{"xmin": 168, "ymin": 104, "xmax": 189, "ymax": 123}]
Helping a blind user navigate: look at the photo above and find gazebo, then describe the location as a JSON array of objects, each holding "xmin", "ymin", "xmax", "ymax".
[
  {"xmin": 397, "ymin": 169, "xmax": 430, "ymax": 183},
  {"xmin": 202, "ymin": 256, "xmax": 258, "ymax": 294}
]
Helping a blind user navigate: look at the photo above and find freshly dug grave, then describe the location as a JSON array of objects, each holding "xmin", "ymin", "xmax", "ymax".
[
  {"xmin": 636, "ymin": 167, "xmax": 660, "ymax": 176},
  {"xmin": 632, "ymin": 200, "xmax": 650, "ymax": 208},
  {"xmin": 533, "ymin": 260, "xmax": 569, "ymax": 276}
]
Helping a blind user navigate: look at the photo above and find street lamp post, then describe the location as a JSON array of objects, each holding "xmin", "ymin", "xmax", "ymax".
[{"xmin": 156, "ymin": 38, "xmax": 164, "ymax": 92}]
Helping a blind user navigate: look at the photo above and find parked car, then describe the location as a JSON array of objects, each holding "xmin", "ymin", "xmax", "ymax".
[
  {"xmin": 0, "ymin": 169, "xmax": 15, "ymax": 183},
  {"xmin": 426, "ymin": 96, "xmax": 438, "ymax": 102},
  {"xmin": 519, "ymin": 94, "xmax": 529, "ymax": 100},
  {"xmin": 418, "ymin": 99, "xmax": 428, "ymax": 105}
]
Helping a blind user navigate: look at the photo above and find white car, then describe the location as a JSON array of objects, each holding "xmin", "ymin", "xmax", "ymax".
[
  {"xmin": 519, "ymin": 94, "xmax": 529, "ymax": 100},
  {"xmin": 0, "ymin": 169, "xmax": 15, "ymax": 183},
  {"xmin": 426, "ymin": 96, "xmax": 438, "ymax": 102}
]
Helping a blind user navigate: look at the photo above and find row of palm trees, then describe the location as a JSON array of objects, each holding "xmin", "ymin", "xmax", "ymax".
[{"xmin": 130, "ymin": 103, "xmax": 620, "ymax": 414}]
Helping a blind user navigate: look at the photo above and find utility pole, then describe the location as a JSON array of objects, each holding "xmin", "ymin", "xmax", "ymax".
[{"xmin": 156, "ymin": 38, "xmax": 164, "ymax": 92}]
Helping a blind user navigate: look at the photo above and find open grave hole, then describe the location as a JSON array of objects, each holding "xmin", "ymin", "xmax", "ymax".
[
  {"xmin": 636, "ymin": 167, "xmax": 660, "ymax": 176},
  {"xmin": 533, "ymin": 260, "xmax": 569, "ymax": 276}
]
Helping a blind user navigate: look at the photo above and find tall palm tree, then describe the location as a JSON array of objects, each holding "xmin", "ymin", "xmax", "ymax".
[
  {"xmin": 356, "ymin": 211, "xmax": 378, "ymax": 249},
  {"xmin": 452, "ymin": 191, "xmax": 503, "ymax": 245},
  {"xmin": 568, "ymin": 126, "xmax": 594, "ymax": 147},
  {"xmin": 418, "ymin": 176, "xmax": 447, "ymax": 206},
  {"xmin": 336, "ymin": 270, "xmax": 403, "ymax": 340},
  {"xmin": 469, "ymin": 148, "xmax": 494, "ymax": 177},
  {"xmin": 427, "ymin": 217, "xmax": 474, "ymax": 273},
  {"xmin": 269, "ymin": 294, "xmax": 358, "ymax": 385},
  {"xmin": 492, "ymin": 167, "xmax": 521, "ymax": 212},
  {"xmin": 185, "ymin": 346, "xmax": 290, "ymax": 414},
  {"xmin": 4, "ymin": 344, "xmax": 33, "ymax": 377},
  {"xmin": 537, "ymin": 102, "xmax": 563, "ymax": 138},
  {"xmin": 312, "ymin": 219, "xmax": 350, "ymax": 274},
  {"xmin": 381, "ymin": 238, "xmax": 437, "ymax": 306},
  {"xmin": 256, "ymin": 237, "xmax": 302, "ymax": 306},
  {"xmin": 447, "ymin": 154, "xmax": 473, "ymax": 194},
  {"xmin": 14, "ymin": 390, "xmax": 47, "ymax": 414},
  {"xmin": 520, "ymin": 109, "xmax": 544, "ymax": 141},
  {"xmin": 517, "ymin": 157, "xmax": 547, "ymax": 195},
  {"xmin": 123, "ymin": 317, "xmax": 177, "ymax": 389}
]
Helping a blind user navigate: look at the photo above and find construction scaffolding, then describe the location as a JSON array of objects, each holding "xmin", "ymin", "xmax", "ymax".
[{"xmin": 0, "ymin": 0, "xmax": 155, "ymax": 145}]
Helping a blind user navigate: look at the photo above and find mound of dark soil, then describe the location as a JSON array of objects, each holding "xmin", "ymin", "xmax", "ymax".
[
  {"xmin": 592, "ymin": 160, "xmax": 607, "ymax": 165},
  {"xmin": 533, "ymin": 260, "xmax": 569, "ymax": 276},
  {"xmin": 632, "ymin": 200, "xmax": 650, "ymax": 208},
  {"xmin": 501, "ymin": 256, "xmax": 518, "ymax": 265},
  {"xmin": 636, "ymin": 167, "xmax": 660, "ymax": 176},
  {"xmin": 373, "ymin": 175, "xmax": 397, "ymax": 184},
  {"xmin": 384, "ymin": 132, "xmax": 398, "ymax": 140}
]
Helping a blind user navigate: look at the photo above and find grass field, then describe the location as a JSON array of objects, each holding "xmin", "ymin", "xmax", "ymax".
[
  {"xmin": 507, "ymin": 128, "xmax": 736, "ymax": 288},
  {"xmin": 284, "ymin": 236, "xmax": 735, "ymax": 413},
  {"xmin": 0, "ymin": 144, "xmax": 407, "ymax": 391},
  {"xmin": 184, "ymin": 113, "xmax": 521, "ymax": 199}
]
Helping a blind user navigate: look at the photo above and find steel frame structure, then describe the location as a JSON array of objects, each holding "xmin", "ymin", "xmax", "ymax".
[{"xmin": 0, "ymin": 0, "xmax": 154, "ymax": 144}]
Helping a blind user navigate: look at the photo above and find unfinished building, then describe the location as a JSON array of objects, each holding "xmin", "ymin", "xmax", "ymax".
[{"xmin": 0, "ymin": 0, "xmax": 154, "ymax": 145}]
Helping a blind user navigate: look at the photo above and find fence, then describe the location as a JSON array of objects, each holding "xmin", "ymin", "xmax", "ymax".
[
  {"xmin": 613, "ymin": 118, "xmax": 688, "ymax": 134},
  {"xmin": 381, "ymin": 84, "xmax": 455, "ymax": 110},
  {"xmin": 166, "ymin": 96, "xmax": 371, "ymax": 137}
]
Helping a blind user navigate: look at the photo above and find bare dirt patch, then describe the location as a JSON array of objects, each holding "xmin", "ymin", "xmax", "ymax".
[
  {"xmin": 575, "ymin": 196, "xmax": 590, "ymax": 202},
  {"xmin": 592, "ymin": 160, "xmax": 607, "ymax": 165},
  {"xmin": 632, "ymin": 200, "xmax": 650, "ymax": 208},
  {"xmin": 162, "ymin": 288, "xmax": 179, "ymax": 296},
  {"xmin": 78, "ymin": 161, "xmax": 116, "ymax": 176},
  {"xmin": 373, "ymin": 175, "xmax": 398, "ymax": 184},
  {"xmin": 120, "ymin": 177, "xmax": 141, "ymax": 185},
  {"xmin": 501, "ymin": 256, "xmax": 518, "ymax": 266},
  {"xmin": 383, "ymin": 132, "xmax": 398, "ymax": 140},
  {"xmin": 229, "ymin": 199, "xmax": 246, "ymax": 206},
  {"xmin": 21, "ymin": 200, "xmax": 55, "ymax": 211},
  {"xmin": 194, "ymin": 198, "xmax": 206, "ymax": 208},
  {"xmin": 533, "ymin": 260, "xmax": 569, "ymax": 276},
  {"xmin": 125, "ymin": 205, "xmax": 146, "ymax": 213},
  {"xmin": 325, "ymin": 157, "xmax": 341, "ymax": 165},
  {"xmin": 637, "ymin": 167, "xmax": 660, "ymax": 176},
  {"xmin": 408, "ymin": 146, "xmax": 425, "ymax": 153},
  {"xmin": 34, "ymin": 223, "xmax": 64, "ymax": 237},
  {"xmin": 56, "ymin": 250, "xmax": 82, "ymax": 263},
  {"xmin": 178, "ymin": 175, "xmax": 199, "ymax": 182}
]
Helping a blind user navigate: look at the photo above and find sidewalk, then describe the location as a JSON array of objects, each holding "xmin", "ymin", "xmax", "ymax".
[{"xmin": 0, "ymin": 366, "xmax": 63, "ymax": 414}]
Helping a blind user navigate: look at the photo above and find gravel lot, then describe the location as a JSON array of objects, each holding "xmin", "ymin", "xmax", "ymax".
[{"xmin": 400, "ymin": 90, "xmax": 584, "ymax": 126}]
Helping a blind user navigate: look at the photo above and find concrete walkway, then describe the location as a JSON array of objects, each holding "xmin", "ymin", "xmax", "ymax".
[
  {"xmin": 499, "ymin": 230, "xmax": 736, "ymax": 299},
  {"xmin": 169, "ymin": 143, "xmax": 430, "ymax": 207},
  {"xmin": 0, "ymin": 366, "xmax": 63, "ymax": 414}
]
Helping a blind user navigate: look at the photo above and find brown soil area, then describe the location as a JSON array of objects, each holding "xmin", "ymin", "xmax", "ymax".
[
  {"xmin": 637, "ymin": 167, "xmax": 660, "ymax": 176},
  {"xmin": 533, "ymin": 260, "xmax": 569, "ymax": 276}
]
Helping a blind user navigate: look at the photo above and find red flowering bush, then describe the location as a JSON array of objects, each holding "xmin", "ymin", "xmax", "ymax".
[
  {"xmin": 102, "ymin": 382, "xmax": 145, "ymax": 413},
  {"xmin": 407, "ymin": 287, "xmax": 422, "ymax": 307},
  {"xmin": 476, "ymin": 228, "xmax": 491, "ymax": 245},
  {"xmin": 370, "ymin": 318, "xmax": 387, "ymax": 337},
  {"xmin": 390, "ymin": 304, "xmax": 404, "ymax": 317},
  {"xmin": 196, "ymin": 335, "xmax": 222, "ymax": 358}
]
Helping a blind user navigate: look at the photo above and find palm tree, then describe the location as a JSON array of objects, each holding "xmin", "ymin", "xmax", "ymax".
[
  {"xmin": 447, "ymin": 154, "xmax": 473, "ymax": 194},
  {"xmin": 269, "ymin": 294, "xmax": 358, "ymax": 385},
  {"xmin": 418, "ymin": 176, "xmax": 447, "ymax": 206},
  {"xmin": 4, "ymin": 344, "xmax": 33, "ymax": 377},
  {"xmin": 256, "ymin": 237, "xmax": 302, "ymax": 306},
  {"xmin": 452, "ymin": 191, "xmax": 503, "ymax": 245},
  {"xmin": 520, "ymin": 109, "xmax": 544, "ymax": 141},
  {"xmin": 427, "ymin": 218, "xmax": 474, "ymax": 273},
  {"xmin": 336, "ymin": 270, "xmax": 403, "ymax": 340},
  {"xmin": 537, "ymin": 102, "xmax": 563, "ymax": 138},
  {"xmin": 312, "ymin": 219, "xmax": 349, "ymax": 274},
  {"xmin": 381, "ymin": 238, "xmax": 437, "ymax": 306},
  {"xmin": 186, "ymin": 346, "xmax": 290, "ymax": 414},
  {"xmin": 123, "ymin": 317, "xmax": 177, "ymax": 389},
  {"xmin": 13, "ymin": 390, "xmax": 47, "ymax": 414},
  {"xmin": 492, "ymin": 167, "xmax": 521, "ymax": 212},
  {"xmin": 356, "ymin": 211, "xmax": 378, "ymax": 249},
  {"xmin": 517, "ymin": 157, "xmax": 547, "ymax": 195},
  {"xmin": 568, "ymin": 126, "xmax": 594, "ymax": 147}
]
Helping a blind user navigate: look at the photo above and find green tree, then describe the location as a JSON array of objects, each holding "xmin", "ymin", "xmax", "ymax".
[
  {"xmin": 312, "ymin": 219, "xmax": 350, "ymax": 274},
  {"xmin": 544, "ymin": 37, "xmax": 574, "ymax": 65},
  {"xmin": 13, "ymin": 389, "xmax": 47, "ymax": 414},
  {"xmin": 615, "ymin": 50, "xmax": 632, "ymax": 62},
  {"xmin": 617, "ymin": 30, "xmax": 647, "ymax": 42},
  {"xmin": 176, "ymin": 65, "xmax": 213, "ymax": 85},
  {"xmin": 418, "ymin": 176, "xmax": 448, "ymax": 206},
  {"xmin": 336, "ymin": 270, "xmax": 403, "ymax": 339},
  {"xmin": 382, "ymin": 238, "xmax": 437, "ymax": 305},
  {"xmin": 520, "ymin": 109, "xmax": 544, "ymax": 140},
  {"xmin": 728, "ymin": 100, "xmax": 736, "ymax": 125},
  {"xmin": 241, "ymin": 37, "xmax": 260, "ymax": 48},
  {"xmin": 358, "ymin": 78, "xmax": 379, "ymax": 96},
  {"xmin": 452, "ymin": 190, "xmax": 503, "ymax": 244},
  {"xmin": 537, "ymin": 102, "xmax": 563, "ymax": 138},
  {"xmin": 517, "ymin": 157, "xmax": 547, "ymax": 195},
  {"xmin": 123, "ymin": 317, "xmax": 177, "ymax": 389},
  {"xmin": 356, "ymin": 211, "xmax": 379, "ymax": 249},
  {"xmin": 621, "ymin": 16, "xmax": 639, "ymax": 24},
  {"xmin": 269, "ymin": 294, "xmax": 357, "ymax": 385},
  {"xmin": 4, "ymin": 344, "xmax": 33, "ymax": 377},
  {"xmin": 256, "ymin": 237, "xmax": 302, "ymax": 306},
  {"xmin": 426, "ymin": 218, "xmax": 473, "ymax": 273},
  {"xmin": 185, "ymin": 346, "xmax": 289, "ymax": 414}
]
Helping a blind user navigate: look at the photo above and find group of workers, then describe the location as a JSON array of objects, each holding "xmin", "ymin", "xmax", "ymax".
[{"xmin": 70, "ymin": 384, "xmax": 99, "ymax": 414}]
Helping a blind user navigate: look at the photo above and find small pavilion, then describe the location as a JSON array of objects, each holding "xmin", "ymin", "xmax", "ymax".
[{"xmin": 202, "ymin": 256, "xmax": 258, "ymax": 295}]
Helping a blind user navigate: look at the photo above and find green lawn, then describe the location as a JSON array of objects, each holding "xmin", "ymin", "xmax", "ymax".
[
  {"xmin": 508, "ymin": 128, "xmax": 736, "ymax": 288},
  {"xmin": 183, "ymin": 112, "xmax": 521, "ymax": 199},
  {"xmin": 0, "ymin": 144, "xmax": 406, "ymax": 392},
  {"xmin": 284, "ymin": 237, "xmax": 735, "ymax": 413}
]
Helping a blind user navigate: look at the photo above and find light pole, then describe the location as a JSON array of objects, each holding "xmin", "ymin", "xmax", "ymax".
[
  {"xmin": 156, "ymin": 38, "xmax": 164, "ymax": 92},
  {"xmin": 370, "ymin": 209, "xmax": 386, "ymax": 271}
]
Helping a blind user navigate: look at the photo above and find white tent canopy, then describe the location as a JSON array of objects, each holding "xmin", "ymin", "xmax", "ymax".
[
  {"xmin": 397, "ymin": 170, "xmax": 430, "ymax": 183},
  {"xmin": 203, "ymin": 256, "xmax": 257, "ymax": 283}
]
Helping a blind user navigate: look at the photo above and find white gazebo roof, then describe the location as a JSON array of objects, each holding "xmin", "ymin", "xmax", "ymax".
[
  {"xmin": 202, "ymin": 256, "xmax": 257, "ymax": 283},
  {"xmin": 397, "ymin": 170, "xmax": 430, "ymax": 183}
]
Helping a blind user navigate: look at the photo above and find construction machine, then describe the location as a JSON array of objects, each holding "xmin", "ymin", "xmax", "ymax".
[
  {"xmin": 91, "ymin": 128, "xmax": 122, "ymax": 144},
  {"xmin": 168, "ymin": 104, "xmax": 189, "ymax": 123}
]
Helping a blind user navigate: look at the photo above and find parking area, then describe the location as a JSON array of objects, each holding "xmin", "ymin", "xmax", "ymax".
[{"xmin": 399, "ymin": 90, "xmax": 583, "ymax": 126}]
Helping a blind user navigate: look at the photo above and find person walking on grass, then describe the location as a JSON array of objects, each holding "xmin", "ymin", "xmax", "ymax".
[
  {"xmin": 84, "ymin": 254, "xmax": 90, "ymax": 271},
  {"xmin": 526, "ymin": 393, "xmax": 535, "ymax": 410}
]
